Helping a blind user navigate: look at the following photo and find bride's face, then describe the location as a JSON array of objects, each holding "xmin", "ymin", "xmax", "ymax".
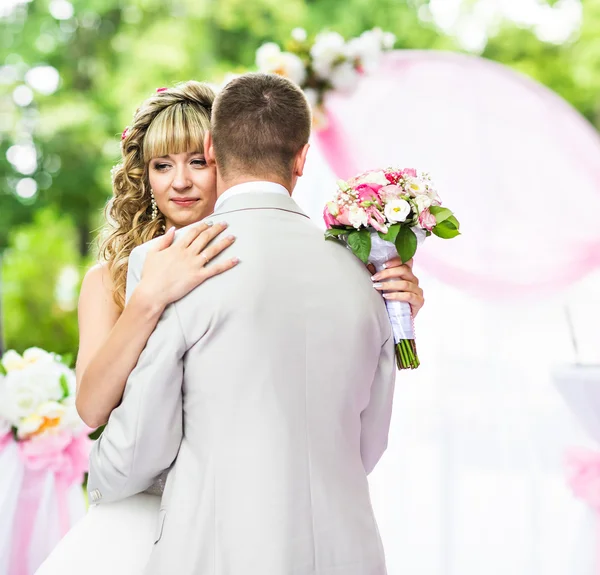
[{"xmin": 148, "ymin": 151, "xmax": 217, "ymax": 230}]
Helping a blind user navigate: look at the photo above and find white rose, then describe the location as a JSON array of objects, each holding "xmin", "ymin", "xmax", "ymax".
[
  {"xmin": 23, "ymin": 347, "xmax": 54, "ymax": 366},
  {"xmin": 2, "ymin": 350, "xmax": 26, "ymax": 373},
  {"xmin": 0, "ymin": 371, "xmax": 51, "ymax": 424},
  {"xmin": 310, "ymin": 31, "xmax": 347, "ymax": 79},
  {"xmin": 17, "ymin": 414, "xmax": 44, "ymax": 438},
  {"xmin": 291, "ymin": 27, "xmax": 307, "ymax": 42},
  {"xmin": 347, "ymin": 30, "xmax": 382, "ymax": 73},
  {"xmin": 329, "ymin": 62, "xmax": 360, "ymax": 93},
  {"xmin": 255, "ymin": 42, "xmax": 281, "ymax": 69},
  {"xmin": 384, "ymin": 199, "xmax": 412, "ymax": 223},
  {"xmin": 414, "ymin": 193, "xmax": 432, "ymax": 213},
  {"xmin": 257, "ymin": 50, "xmax": 306, "ymax": 86},
  {"xmin": 279, "ymin": 52, "xmax": 307, "ymax": 86},
  {"xmin": 355, "ymin": 170, "xmax": 389, "ymax": 187},
  {"xmin": 37, "ymin": 400, "xmax": 66, "ymax": 420},
  {"xmin": 348, "ymin": 205, "xmax": 369, "ymax": 229}
]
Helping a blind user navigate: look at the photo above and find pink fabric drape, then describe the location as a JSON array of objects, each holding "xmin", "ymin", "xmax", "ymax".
[
  {"xmin": 315, "ymin": 51, "xmax": 600, "ymax": 298},
  {"xmin": 1, "ymin": 432, "xmax": 91, "ymax": 574}
]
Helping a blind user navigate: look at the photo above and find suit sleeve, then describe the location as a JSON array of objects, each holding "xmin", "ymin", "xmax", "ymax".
[
  {"xmin": 87, "ymin": 246, "xmax": 186, "ymax": 503},
  {"xmin": 360, "ymin": 332, "xmax": 396, "ymax": 475}
]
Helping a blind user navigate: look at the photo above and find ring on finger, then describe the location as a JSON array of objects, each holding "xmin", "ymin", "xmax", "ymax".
[{"xmin": 200, "ymin": 252, "xmax": 210, "ymax": 265}]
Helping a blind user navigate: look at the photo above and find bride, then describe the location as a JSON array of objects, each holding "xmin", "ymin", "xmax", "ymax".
[{"xmin": 36, "ymin": 80, "xmax": 425, "ymax": 573}]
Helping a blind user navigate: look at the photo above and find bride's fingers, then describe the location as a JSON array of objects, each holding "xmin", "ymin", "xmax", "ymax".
[
  {"xmin": 379, "ymin": 290, "xmax": 425, "ymax": 316},
  {"xmin": 179, "ymin": 222, "xmax": 212, "ymax": 248},
  {"xmin": 150, "ymin": 226, "xmax": 175, "ymax": 252},
  {"xmin": 372, "ymin": 279, "xmax": 422, "ymax": 295},
  {"xmin": 201, "ymin": 256, "xmax": 240, "ymax": 280},
  {"xmin": 372, "ymin": 265, "xmax": 418, "ymax": 284},
  {"xmin": 188, "ymin": 222, "xmax": 228, "ymax": 253},
  {"xmin": 198, "ymin": 234, "xmax": 236, "ymax": 265}
]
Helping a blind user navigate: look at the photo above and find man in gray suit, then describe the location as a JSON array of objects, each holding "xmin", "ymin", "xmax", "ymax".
[{"xmin": 88, "ymin": 73, "xmax": 396, "ymax": 574}]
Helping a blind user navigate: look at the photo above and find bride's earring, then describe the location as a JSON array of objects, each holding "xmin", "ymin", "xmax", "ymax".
[
  {"xmin": 150, "ymin": 189, "xmax": 158, "ymax": 220},
  {"xmin": 150, "ymin": 189, "xmax": 166, "ymax": 234}
]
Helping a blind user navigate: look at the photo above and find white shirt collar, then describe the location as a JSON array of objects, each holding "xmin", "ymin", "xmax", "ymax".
[{"xmin": 214, "ymin": 181, "xmax": 290, "ymax": 212}]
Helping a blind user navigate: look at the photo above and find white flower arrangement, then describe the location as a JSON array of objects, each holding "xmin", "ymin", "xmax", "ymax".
[
  {"xmin": 254, "ymin": 27, "xmax": 396, "ymax": 117},
  {"xmin": 0, "ymin": 347, "xmax": 86, "ymax": 440}
]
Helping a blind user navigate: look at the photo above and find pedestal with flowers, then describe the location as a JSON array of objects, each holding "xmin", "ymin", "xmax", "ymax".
[{"xmin": 0, "ymin": 348, "xmax": 91, "ymax": 575}]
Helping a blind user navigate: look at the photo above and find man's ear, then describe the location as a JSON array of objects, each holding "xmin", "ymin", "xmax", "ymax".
[
  {"xmin": 293, "ymin": 143, "xmax": 310, "ymax": 177},
  {"xmin": 204, "ymin": 131, "xmax": 215, "ymax": 166}
]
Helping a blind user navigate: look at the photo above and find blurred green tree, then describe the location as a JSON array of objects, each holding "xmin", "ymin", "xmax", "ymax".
[
  {"xmin": 1, "ymin": 207, "xmax": 85, "ymax": 354},
  {"xmin": 1, "ymin": 0, "xmax": 599, "ymax": 354}
]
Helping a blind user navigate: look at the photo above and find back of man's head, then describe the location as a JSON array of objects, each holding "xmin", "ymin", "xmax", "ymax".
[{"xmin": 211, "ymin": 73, "xmax": 311, "ymax": 183}]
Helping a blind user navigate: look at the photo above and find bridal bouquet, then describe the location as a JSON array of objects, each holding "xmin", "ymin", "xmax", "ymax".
[
  {"xmin": 324, "ymin": 168, "xmax": 460, "ymax": 369},
  {"xmin": 0, "ymin": 347, "xmax": 91, "ymax": 479}
]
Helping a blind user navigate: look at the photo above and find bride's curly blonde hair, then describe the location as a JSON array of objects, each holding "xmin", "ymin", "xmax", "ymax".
[{"xmin": 99, "ymin": 81, "xmax": 215, "ymax": 309}]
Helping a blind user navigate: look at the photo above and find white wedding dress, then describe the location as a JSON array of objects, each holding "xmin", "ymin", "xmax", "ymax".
[{"xmin": 35, "ymin": 491, "xmax": 160, "ymax": 574}]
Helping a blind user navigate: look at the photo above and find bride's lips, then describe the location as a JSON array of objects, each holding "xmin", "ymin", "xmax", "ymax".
[{"xmin": 170, "ymin": 198, "xmax": 200, "ymax": 207}]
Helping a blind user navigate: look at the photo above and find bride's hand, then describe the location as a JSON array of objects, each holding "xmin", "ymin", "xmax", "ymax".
[
  {"xmin": 370, "ymin": 257, "xmax": 425, "ymax": 317},
  {"xmin": 137, "ymin": 222, "xmax": 238, "ymax": 308}
]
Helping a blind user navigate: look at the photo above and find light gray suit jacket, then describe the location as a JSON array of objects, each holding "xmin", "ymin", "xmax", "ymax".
[{"xmin": 88, "ymin": 191, "xmax": 396, "ymax": 575}]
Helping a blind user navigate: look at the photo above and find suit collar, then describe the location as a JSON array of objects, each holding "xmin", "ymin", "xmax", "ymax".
[{"xmin": 211, "ymin": 192, "xmax": 309, "ymax": 219}]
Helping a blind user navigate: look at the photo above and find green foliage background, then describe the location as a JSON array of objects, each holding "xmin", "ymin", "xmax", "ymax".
[{"xmin": 1, "ymin": 0, "xmax": 599, "ymax": 354}]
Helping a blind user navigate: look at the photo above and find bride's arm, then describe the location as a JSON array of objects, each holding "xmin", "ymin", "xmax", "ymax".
[{"xmin": 75, "ymin": 222, "xmax": 238, "ymax": 429}]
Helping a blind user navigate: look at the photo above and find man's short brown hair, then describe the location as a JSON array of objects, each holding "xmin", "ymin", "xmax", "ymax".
[{"xmin": 211, "ymin": 73, "xmax": 311, "ymax": 181}]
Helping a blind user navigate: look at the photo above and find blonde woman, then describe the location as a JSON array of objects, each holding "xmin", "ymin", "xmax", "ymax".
[{"xmin": 37, "ymin": 81, "xmax": 425, "ymax": 573}]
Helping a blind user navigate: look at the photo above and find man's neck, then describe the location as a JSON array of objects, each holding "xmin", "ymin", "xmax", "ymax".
[{"xmin": 216, "ymin": 174, "xmax": 293, "ymax": 199}]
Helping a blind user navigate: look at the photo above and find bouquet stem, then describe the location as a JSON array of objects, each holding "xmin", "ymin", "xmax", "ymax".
[{"xmin": 395, "ymin": 339, "xmax": 420, "ymax": 370}]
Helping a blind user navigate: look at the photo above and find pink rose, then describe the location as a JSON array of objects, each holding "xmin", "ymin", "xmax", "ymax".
[
  {"xmin": 356, "ymin": 184, "xmax": 382, "ymax": 206},
  {"xmin": 336, "ymin": 207, "xmax": 352, "ymax": 227},
  {"xmin": 418, "ymin": 208, "xmax": 437, "ymax": 231},
  {"xmin": 323, "ymin": 205, "xmax": 339, "ymax": 229},
  {"xmin": 402, "ymin": 168, "xmax": 417, "ymax": 178}
]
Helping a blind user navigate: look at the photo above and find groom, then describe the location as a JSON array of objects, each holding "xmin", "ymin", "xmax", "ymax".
[{"xmin": 88, "ymin": 73, "xmax": 396, "ymax": 574}]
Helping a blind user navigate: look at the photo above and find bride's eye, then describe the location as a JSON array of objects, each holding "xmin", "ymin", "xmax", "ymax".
[
  {"xmin": 152, "ymin": 163, "xmax": 171, "ymax": 172},
  {"xmin": 191, "ymin": 158, "xmax": 207, "ymax": 167}
]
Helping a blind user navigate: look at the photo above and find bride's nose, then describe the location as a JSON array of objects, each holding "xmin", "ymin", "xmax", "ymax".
[{"xmin": 171, "ymin": 166, "xmax": 192, "ymax": 191}]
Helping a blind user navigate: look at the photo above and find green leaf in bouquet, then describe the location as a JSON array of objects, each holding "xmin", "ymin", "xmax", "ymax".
[
  {"xmin": 0, "ymin": 362, "xmax": 6, "ymax": 376},
  {"xmin": 378, "ymin": 223, "xmax": 401, "ymax": 243},
  {"xmin": 325, "ymin": 228, "xmax": 349, "ymax": 238},
  {"xmin": 59, "ymin": 374, "xmax": 70, "ymax": 399},
  {"xmin": 429, "ymin": 206, "xmax": 453, "ymax": 224},
  {"xmin": 347, "ymin": 229, "xmax": 372, "ymax": 264},
  {"xmin": 395, "ymin": 226, "xmax": 418, "ymax": 263},
  {"xmin": 446, "ymin": 215, "xmax": 460, "ymax": 230},
  {"xmin": 432, "ymin": 219, "xmax": 461, "ymax": 239}
]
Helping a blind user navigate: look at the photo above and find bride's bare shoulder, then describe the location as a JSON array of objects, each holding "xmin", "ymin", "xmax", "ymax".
[{"xmin": 80, "ymin": 262, "xmax": 116, "ymax": 308}]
